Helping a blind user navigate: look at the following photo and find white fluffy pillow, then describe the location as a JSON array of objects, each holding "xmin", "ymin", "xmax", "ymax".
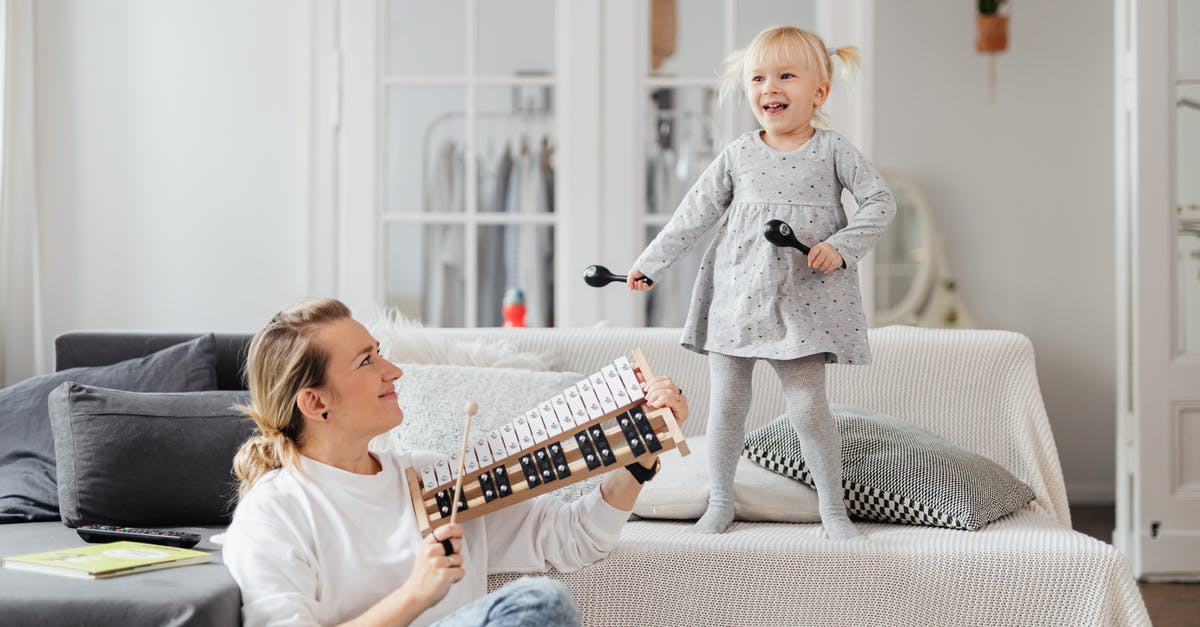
[
  {"xmin": 379, "ymin": 364, "xmax": 603, "ymax": 502},
  {"xmin": 633, "ymin": 435, "xmax": 820, "ymax": 523},
  {"xmin": 363, "ymin": 308, "xmax": 565, "ymax": 371}
]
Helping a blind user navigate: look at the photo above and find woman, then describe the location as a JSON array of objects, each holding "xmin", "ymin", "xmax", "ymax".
[{"xmin": 222, "ymin": 298, "xmax": 688, "ymax": 626}]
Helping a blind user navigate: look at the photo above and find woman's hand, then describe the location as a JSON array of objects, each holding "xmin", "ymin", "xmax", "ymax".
[
  {"xmin": 643, "ymin": 375, "xmax": 688, "ymax": 428},
  {"xmin": 340, "ymin": 524, "xmax": 466, "ymax": 626},
  {"xmin": 627, "ymin": 268, "xmax": 654, "ymax": 292},
  {"xmin": 401, "ymin": 524, "xmax": 465, "ymax": 609},
  {"xmin": 596, "ymin": 375, "xmax": 689, "ymax": 510},
  {"xmin": 808, "ymin": 243, "xmax": 844, "ymax": 274}
]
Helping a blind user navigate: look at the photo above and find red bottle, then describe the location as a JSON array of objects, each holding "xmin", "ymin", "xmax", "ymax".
[{"xmin": 502, "ymin": 288, "xmax": 526, "ymax": 328}]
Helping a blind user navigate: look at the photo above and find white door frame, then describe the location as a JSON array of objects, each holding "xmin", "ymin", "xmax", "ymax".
[
  {"xmin": 336, "ymin": 0, "xmax": 381, "ymax": 316},
  {"xmin": 556, "ymin": 0, "xmax": 606, "ymax": 327},
  {"xmin": 1114, "ymin": 0, "xmax": 1200, "ymax": 580}
]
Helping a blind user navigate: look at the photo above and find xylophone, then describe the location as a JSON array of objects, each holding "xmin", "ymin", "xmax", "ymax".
[{"xmin": 405, "ymin": 349, "xmax": 688, "ymax": 535}]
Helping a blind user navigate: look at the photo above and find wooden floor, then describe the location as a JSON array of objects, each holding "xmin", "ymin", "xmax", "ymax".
[{"xmin": 1072, "ymin": 505, "xmax": 1200, "ymax": 626}]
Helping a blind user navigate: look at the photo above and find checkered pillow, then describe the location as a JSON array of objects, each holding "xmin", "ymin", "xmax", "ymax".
[{"xmin": 742, "ymin": 405, "xmax": 1035, "ymax": 531}]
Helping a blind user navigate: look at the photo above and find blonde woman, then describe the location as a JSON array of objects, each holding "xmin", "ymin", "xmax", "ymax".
[{"xmin": 221, "ymin": 298, "xmax": 687, "ymax": 627}]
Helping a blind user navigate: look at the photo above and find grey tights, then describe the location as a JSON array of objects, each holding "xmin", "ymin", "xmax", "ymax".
[{"xmin": 694, "ymin": 352, "xmax": 861, "ymax": 539}]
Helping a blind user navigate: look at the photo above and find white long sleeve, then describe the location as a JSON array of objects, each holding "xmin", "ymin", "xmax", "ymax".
[{"xmin": 222, "ymin": 449, "xmax": 629, "ymax": 627}]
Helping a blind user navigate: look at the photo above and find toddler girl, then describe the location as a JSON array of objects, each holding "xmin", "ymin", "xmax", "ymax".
[{"xmin": 628, "ymin": 26, "xmax": 895, "ymax": 538}]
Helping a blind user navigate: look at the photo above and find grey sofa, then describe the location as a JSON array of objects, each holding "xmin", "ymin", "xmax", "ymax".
[
  {"xmin": 0, "ymin": 333, "xmax": 252, "ymax": 627},
  {"xmin": 1, "ymin": 328, "xmax": 1151, "ymax": 626}
]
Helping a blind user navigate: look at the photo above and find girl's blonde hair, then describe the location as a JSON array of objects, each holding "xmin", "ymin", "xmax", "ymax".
[
  {"xmin": 719, "ymin": 26, "xmax": 861, "ymax": 129},
  {"xmin": 232, "ymin": 297, "xmax": 352, "ymax": 500}
]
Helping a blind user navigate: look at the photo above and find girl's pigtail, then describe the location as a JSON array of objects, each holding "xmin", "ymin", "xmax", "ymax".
[
  {"xmin": 717, "ymin": 48, "xmax": 746, "ymax": 105},
  {"xmin": 829, "ymin": 45, "xmax": 862, "ymax": 82}
]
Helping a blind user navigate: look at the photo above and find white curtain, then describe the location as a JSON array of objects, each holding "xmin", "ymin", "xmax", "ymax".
[{"xmin": 0, "ymin": 0, "xmax": 45, "ymax": 386}]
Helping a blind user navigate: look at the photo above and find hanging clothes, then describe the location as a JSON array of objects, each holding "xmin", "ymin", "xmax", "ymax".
[
  {"xmin": 517, "ymin": 136, "xmax": 552, "ymax": 328},
  {"xmin": 500, "ymin": 135, "xmax": 551, "ymax": 328},
  {"xmin": 503, "ymin": 139, "xmax": 525, "ymax": 296},
  {"xmin": 423, "ymin": 140, "xmax": 466, "ymax": 326},
  {"xmin": 477, "ymin": 144, "xmax": 513, "ymax": 327},
  {"xmin": 539, "ymin": 135, "xmax": 556, "ymax": 327},
  {"xmin": 419, "ymin": 112, "xmax": 557, "ymax": 328}
]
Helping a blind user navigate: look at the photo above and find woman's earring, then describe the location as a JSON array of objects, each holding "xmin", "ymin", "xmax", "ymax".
[{"xmin": 321, "ymin": 412, "xmax": 329, "ymax": 420}]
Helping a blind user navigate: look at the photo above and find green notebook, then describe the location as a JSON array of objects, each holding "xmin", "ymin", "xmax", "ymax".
[{"xmin": 2, "ymin": 541, "xmax": 213, "ymax": 579}]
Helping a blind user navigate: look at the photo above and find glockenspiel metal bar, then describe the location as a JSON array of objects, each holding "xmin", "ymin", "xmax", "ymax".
[
  {"xmin": 417, "ymin": 355, "xmax": 655, "ymax": 496},
  {"xmin": 420, "ymin": 408, "xmax": 673, "ymax": 510},
  {"xmin": 414, "ymin": 409, "xmax": 682, "ymax": 527},
  {"xmin": 419, "ymin": 396, "xmax": 648, "ymax": 498},
  {"xmin": 405, "ymin": 349, "xmax": 688, "ymax": 535}
]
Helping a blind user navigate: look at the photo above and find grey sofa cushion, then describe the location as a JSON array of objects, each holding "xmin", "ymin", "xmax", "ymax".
[
  {"xmin": 48, "ymin": 384, "xmax": 254, "ymax": 528},
  {"xmin": 0, "ymin": 334, "xmax": 219, "ymax": 523},
  {"xmin": 743, "ymin": 405, "xmax": 1035, "ymax": 531}
]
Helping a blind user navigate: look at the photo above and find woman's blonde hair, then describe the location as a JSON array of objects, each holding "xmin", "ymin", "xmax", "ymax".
[
  {"xmin": 718, "ymin": 25, "xmax": 861, "ymax": 129},
  {"xmin": 232, "ymin": 297, "xmax": 352, "ymax": 500}
]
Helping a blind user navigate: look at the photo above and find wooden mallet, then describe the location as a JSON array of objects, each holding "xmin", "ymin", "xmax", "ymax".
[
  {"xmin": 449, "ymin": 401, "xmax": 478, "ymax": 525},
  {"xmin": 440, "ymin": 401, "xmax": 477, "ymax": 557}
]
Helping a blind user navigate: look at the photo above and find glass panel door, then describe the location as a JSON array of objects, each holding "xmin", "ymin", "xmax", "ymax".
[
  {"xmin": 382, "ymin": 0, "xmax": 557, "ymax": 327},
  {"xmin": 346, "ymin": 0, "xmax": 862, "ymax": 328},
  {"xmin": 1114, "ymin": 0, "xmax": 1200, "ymax": 579}
]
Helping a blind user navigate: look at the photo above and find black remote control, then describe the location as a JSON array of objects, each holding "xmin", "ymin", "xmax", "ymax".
[{"xmin": 76, "ymin": 525, "xmax": 202, "ymax": 549}]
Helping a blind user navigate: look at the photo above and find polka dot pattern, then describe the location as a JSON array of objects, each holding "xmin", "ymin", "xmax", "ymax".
[{"xmin": 634, "ymin": 129, "xmax": 897, "ymax": 364}]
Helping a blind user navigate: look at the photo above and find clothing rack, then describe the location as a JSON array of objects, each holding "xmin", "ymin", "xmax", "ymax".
[
  {"xmin": 416, "ymin": 83, "xmax": 557, "ymax": 328},
  {"xmin": 420, "ymin": 108, "xmax": 554, "ymax": 211},
  {"xmin": 419, "ymin": 79, "xmax": 553, "ymax": 193}
]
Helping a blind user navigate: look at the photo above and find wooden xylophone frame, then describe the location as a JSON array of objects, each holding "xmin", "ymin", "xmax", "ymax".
[{"xmin": 404, "ymin": 348, "xmax": 689, "ymax": 535}]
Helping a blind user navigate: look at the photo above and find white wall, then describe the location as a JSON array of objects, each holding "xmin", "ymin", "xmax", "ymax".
[
  {"xmin": 33, "ymin": 0, "xmax": 311, "ymax": 367},
  {"xmin": 874, "ymin": 1, "xmax": 1115, "ymax": 503}
]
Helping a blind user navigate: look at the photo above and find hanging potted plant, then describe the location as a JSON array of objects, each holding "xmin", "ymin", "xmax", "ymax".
[{"xmin": 976, "ymin": 0, "xmax": 1008, "ymax": 53}]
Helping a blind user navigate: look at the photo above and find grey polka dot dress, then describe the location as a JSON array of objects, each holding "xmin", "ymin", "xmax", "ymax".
[{"xmin": 634, "ymin": 129, "xmax": 896, "ymax": 364}]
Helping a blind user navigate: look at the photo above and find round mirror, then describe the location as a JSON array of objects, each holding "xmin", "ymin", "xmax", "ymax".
[{"xmin": 873, "ymin": 171, "xmax": 937, "ymax": 326}]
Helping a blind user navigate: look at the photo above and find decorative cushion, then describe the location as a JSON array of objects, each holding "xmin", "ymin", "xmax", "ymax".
[
  {"xmin": 0, "ymin": 334, "xmax": 218, "ymax": 522},
  {"xmin": 48, "ymin": 384, "xmax": 254, "ymax": 527},
  {"xmin": 383, "ymin": 364, "xmax": 602, "ymax": 502},
  {"xmin": 742, "ymin": 406, "xmax": 1035, "ymax": 531},
  {"xmin": 633, "ymin": 435, "xmax": 821, "ymax": 522}
]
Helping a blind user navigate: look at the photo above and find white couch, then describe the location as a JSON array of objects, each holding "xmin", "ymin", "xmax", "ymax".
[{"xmin": 403, "ymin": 325, "xmax": 1149, "ymax": 626}]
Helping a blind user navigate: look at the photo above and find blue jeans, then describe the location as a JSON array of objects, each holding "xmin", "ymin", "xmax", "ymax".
[{"xmin": 432, "ymin": 577, "xmax": 581, "ymax": 627}]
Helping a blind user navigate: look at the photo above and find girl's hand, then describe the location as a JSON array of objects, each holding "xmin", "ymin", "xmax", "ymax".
[
  {"xmin": 808, "ymin": 243, "xmax": 844, "ymax": 274},
  {"xmin": 642, "ymin": 375, "xmax": 688, "ymax": 426},
  {"xmin": 402, "ymin": 524, "xmax": 465, "ymax": 609},
  {"xmin": 627, "ymin": 268, "xmax": 654, "ymax": 292}
]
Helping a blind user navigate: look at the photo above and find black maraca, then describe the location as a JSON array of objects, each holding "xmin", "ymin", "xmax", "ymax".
[
  {"xmin": 583, "ymin": 265, "xmax": 654, "ymax": 288},
  {"xmin": 763, "ymin": 219, "xmax": 846, "ymax": 269},
  {"xmin": 763, "ymin": 219, "xmax": 811, "ymax": 255}
]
